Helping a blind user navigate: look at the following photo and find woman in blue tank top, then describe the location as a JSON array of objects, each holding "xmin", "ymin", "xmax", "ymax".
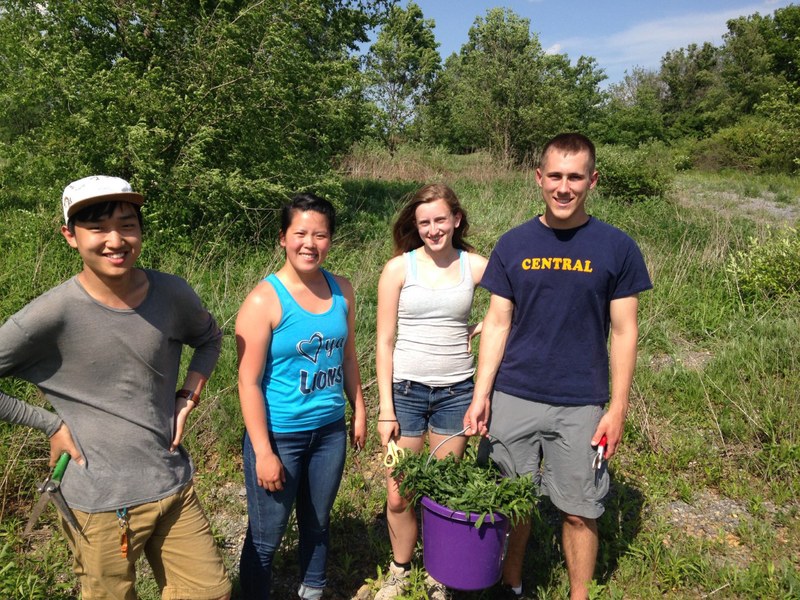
[
  {"xmin": 374, "ymin": 184, "xmax": 488, "ymax": 599},
  {"xmin": 236, "ymin": 194, "xmax": 366, "ymax": 600}
]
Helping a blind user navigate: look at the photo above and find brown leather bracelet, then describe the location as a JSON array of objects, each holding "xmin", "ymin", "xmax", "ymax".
[{"xmin": 175, "ymin": 388, "xmax": 198, "ymax": 406}]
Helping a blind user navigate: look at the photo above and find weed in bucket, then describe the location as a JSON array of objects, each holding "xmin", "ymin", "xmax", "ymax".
[
  {"xmin": 391, "ymin": 445, "xmax": 537, "ymax": 591},
  {"xmin": 392, "ymin": 446, "xmax": 536, "ymax": 528}
]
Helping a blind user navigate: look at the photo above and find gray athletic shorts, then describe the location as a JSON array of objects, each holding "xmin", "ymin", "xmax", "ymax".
[{"xmin": 478, "ymin": 390, "xmax": 609, "ymax": 519}]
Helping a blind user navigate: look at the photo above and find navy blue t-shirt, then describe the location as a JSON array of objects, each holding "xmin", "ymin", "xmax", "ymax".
[{"xmin": 482, "ymin": 216, "xmax": 652, "ymax": 406}]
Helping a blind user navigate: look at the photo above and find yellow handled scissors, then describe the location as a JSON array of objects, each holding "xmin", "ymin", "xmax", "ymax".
[{"xmin": 383, "ymin": 440, "xmax": 405, "ymax": 468}]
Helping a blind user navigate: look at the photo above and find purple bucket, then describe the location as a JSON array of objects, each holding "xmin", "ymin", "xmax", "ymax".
[{"xmin": 420, "ymin": 496, "xmax": 509, "ymax": 591}]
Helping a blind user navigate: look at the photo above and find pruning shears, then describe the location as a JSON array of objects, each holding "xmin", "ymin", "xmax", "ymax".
[
  {"xmin": 592, "ymin": 435, "xmax": 608, "ymax": 471},
  {"xmin": 383, "ymin": 440, "xmax": 406, "ymax": 468},
  {"xmin": 24, "ymin": 453, "xmax": 82, "ymax": 537}
]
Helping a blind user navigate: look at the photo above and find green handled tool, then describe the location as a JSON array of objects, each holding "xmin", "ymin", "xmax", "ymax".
[{"xmin": 24, "ymin": 452, "xmax": 82, "ymax": 537}]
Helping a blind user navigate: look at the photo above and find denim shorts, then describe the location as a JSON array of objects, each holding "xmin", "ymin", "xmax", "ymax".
[{"xmin": 392, "ymin": 378, "xmax": 473, "ymax": 437}]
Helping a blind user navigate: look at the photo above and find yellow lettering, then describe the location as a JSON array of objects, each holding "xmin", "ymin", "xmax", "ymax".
[{"xmin": 522, "ymin": 257, "xmax": 593, "ymax": 273}]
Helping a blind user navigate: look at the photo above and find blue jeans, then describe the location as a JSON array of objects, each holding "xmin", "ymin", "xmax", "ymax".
[{"xmin": 239, "ymin": 418, "xmax": 346, "ymax": 600}]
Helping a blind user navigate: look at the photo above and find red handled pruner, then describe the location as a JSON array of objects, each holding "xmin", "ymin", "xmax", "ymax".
[
  {"xmin": 592, "ymin": 435, "xmax": 608, "ymax": 470},
  {"xmin": 24, "ymin": 453, "xmax": 82, "ymax": 537}
]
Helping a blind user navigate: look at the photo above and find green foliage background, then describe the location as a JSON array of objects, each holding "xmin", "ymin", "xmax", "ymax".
[
  {"xmin": 0, "ymin": 1, "xmax": 799, "ymax": 598},
  {"xmin": 0, "ymin": 0, "xmax": 388, "ymax": 241},
  {"xmin": 2, "ymin": 0, "xmax": 798, "ymax": 236}
]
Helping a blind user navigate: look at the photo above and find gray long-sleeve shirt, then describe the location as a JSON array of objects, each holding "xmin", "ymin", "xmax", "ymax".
[{"xmin": 0, "ymin": 270, "xmax": 222, "ymax": 512}]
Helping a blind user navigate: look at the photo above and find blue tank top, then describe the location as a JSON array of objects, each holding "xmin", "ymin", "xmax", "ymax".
[{"xmin": 261, "ymin": 270, "xmax": 348, "ymax": 432}]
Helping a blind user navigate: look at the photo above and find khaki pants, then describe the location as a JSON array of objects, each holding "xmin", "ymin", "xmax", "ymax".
[{"xmin": 61, "ymin": 482, "xmax": 231, "ymax": 600}]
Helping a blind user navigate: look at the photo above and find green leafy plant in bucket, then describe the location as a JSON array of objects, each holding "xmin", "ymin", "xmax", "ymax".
[{"xmin": 392, "ymin": 445, "xmax": 537, "ymax": 528}]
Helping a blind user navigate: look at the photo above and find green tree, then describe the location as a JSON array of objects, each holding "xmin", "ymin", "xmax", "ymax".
[
  {"xmin": 0, "ymin": 0, "xmax": 385, "ymax": 241},
  {"xmin": 594, "ymin": 67, "xmax": 666, "ymax": 146},
  {"xmin": 422, "ymin": 8, "xmax": 605, "ymax": 162},
  {"xmin": 754, "ymin": 82, "xmax": 800, "ymax": 172},
  {"xmin": 654, "ymin": 5, "xmax": 797, "ymax": 147},
  {"xmin": 564, "ymin": 55, "xmax": 608, "ymax": 134},
  {"xmin": 364, "ymin": 1, "xmax": 440, "ymax": 154},
  {"xmin": 721, "ymin": 13, "xmax": 783, "ymax": 116},
  {"xmin": 655, "ymin": 5, "xmax": 798, "ymax": 173},
  {"xmin": 458, "ymin": 7, "xmax": 542, "ymax": 160},
  {"xmin": 768, "ymin": 5, "xmax": 800, "ymax": 86},
  {"xmin": 659, "ymin": 42, "xmax": 730, "ymax": 138}
]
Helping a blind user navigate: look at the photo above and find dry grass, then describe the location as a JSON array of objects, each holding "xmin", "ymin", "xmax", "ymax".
[{"xmin": 338, "ymin": 143, "xmax": 522, "ymax": 184}]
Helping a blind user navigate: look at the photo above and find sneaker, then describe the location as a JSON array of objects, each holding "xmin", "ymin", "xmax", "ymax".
[
  {"xmin": 495, "ymin": 582, "xmax": 523, "ymax": 598},
  {"xmin": 298, "ymin": 583, "xmax": 324, "ymax": 599},
  {"xmin": 374, "ymin": 562, "xmax": 410, "ymax": 600},
  {"xmin": 424, "ymin": 574, "xmax": 451, "ymax": 600}
]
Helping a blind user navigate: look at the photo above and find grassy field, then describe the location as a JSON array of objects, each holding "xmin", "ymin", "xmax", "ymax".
[{"xmin": 1, "ymin": 151, "xmax": 798, "ymax": 599}]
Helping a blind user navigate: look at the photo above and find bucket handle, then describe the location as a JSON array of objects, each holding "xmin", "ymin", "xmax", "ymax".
[
  {"xmin": 426, "ymin": 427, "xmax": 518, "ymax": 475},
  {"xmin": 427, "ymin": 426, "xmax": 470, "ymax": 466}
]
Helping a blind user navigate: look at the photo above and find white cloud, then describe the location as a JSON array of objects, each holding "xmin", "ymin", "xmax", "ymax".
[
  {"xmin": 545, "ymin": 43, "xmax": 562, "ymax": 55},
  {"xmin": 555, "ymin": 2, "xmax": 786, "ymax": 81}
]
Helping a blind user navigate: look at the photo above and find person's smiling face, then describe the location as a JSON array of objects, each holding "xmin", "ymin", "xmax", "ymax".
[
  {"xmin": 64, "ymin": 203, "xmax": 143, "ymax": 280},
  {"xmin": 414, "ymin": 198, "xmax": 461, "ymax": 253},
  {"xmin": 536, "ymin": 148, "xmax": 598, "ymax": 229},
  {"xmin": 279, "ymin": 209, "xmax": 332, "ymax": 273}
]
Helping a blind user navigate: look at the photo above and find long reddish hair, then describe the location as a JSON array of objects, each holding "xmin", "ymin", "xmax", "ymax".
[{"xmin": 391, "ymin": 184, "xmax": 474, "ymax": 257}]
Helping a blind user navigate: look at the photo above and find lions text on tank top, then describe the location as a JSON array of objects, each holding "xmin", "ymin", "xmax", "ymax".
[{"xmin": 261, "ymin": 270, "xmax": 348, "ymax": 432}]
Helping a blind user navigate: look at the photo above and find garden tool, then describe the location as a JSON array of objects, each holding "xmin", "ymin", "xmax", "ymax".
[
  {"xmin": 24, "ymin": 452, "xmax": 82, "ymax": 537},
  {"xmin": 383, "ymin": 440, "xmax": 406, "ymax": 468},
  {"xmin": 592, "ymin": 434, "xmax": 608, "ymax": 470}
]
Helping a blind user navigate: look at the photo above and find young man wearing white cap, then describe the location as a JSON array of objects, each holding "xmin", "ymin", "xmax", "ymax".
[{"xmin": 0, "ymin": 176, "xmax": 231, "ymax": 599}]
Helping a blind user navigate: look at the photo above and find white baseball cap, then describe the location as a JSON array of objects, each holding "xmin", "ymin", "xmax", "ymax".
[{"xmin": 62, "ymin": 175, "xmax": 144, "ymax": 223}]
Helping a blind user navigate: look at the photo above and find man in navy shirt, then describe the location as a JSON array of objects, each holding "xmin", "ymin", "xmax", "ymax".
[{"xmin": 465, "ymin": 133, "xmax": 652, "ymax": 599}]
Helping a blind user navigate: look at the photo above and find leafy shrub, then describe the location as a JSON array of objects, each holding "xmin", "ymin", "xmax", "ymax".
[
  {"xmin": 691, "ymin": 116, "xmax": 797, "ymax": 174},
  {"xmin": 755, "ymin": 83, "xmax": 800, "ymax": 173},
  {"xmin": 596, "ymin": 142, "xmax": 675, "ymax": 202},
  {"xmin": 666, "ymin": 137, "xmax": 697, "ymax": 171},
  {"xmin": 727, "ymin": 227, "xmax": 800, "ymax": 299}
]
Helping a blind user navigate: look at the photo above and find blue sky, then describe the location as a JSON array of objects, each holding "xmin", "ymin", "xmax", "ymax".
[{"xmin": 403, "ymin": 0, "xmax": 796, "ymax": 85}]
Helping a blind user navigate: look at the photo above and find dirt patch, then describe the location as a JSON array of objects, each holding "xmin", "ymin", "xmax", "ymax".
[
  {"xmin": 675, "ymin": 185, "xmax": 799, "ymax": 225},
  {"xmin": 735, "ymin": 194, "xmax": 799, "ymax": 222},
  {"xmin": 650, "ymin": 350, "xmax": 714, "ymax": 372},
  {"xmin": 659, "ymin": 489, "xmax": 788, "ymax": 569},
  {"xmin": 204, "ymin": 481, "xmax": 248, "ymax": 567}
]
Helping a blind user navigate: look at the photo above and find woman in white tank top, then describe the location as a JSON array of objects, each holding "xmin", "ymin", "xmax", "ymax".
[{"xmin": 374, "ymin": 184, "xmax": 488, "ymax": 599}]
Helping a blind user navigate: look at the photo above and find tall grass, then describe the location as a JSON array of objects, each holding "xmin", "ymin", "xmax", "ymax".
[{"xmin": 0, "ymin": 156, "xmax": 798, "ymax": 598}]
